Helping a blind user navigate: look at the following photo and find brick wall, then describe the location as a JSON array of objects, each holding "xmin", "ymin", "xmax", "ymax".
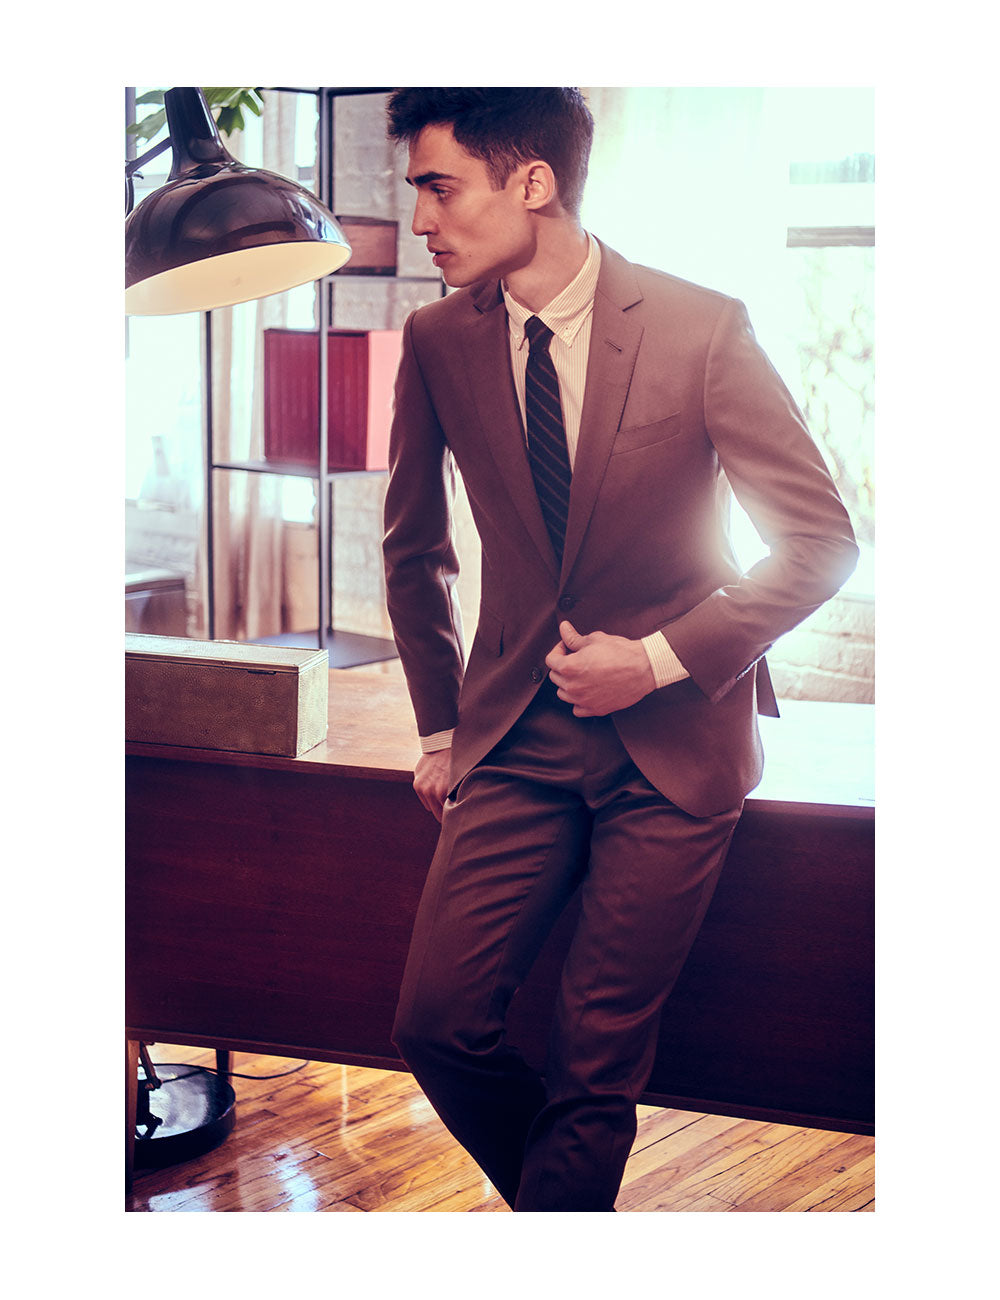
[
  {"xmin": 767, "ymin": 591, "xmax": 875, "ymax": 704},
  {"xmin": 327, "ymin": 93, "xmax": 441, "ymax": 332},
  {"xmin": 324, "ymin": 469, "xmax": 482, "ymax": 645}
]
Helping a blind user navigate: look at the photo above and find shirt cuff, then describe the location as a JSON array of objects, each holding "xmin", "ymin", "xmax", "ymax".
[
  {"xmin": 419, "ymin": 729, "xmax": 455, "ymax": 754},
  {"xmin": 641, "ymin": 632, "xmax": 690, "ymax": 689}
]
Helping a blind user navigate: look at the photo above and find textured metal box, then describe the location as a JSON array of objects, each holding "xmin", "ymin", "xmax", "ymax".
[{"xmin": 125, "ymin": 635, "xmax": 328, "ymax": 757}]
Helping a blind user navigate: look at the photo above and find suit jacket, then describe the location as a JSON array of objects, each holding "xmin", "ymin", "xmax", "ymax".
[{"xmin": 383, "ymin": 239, "xmax": 858, "ymax": 818}]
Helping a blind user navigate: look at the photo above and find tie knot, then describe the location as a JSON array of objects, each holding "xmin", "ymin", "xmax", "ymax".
[{"xmin": 525, "ymin": 315, "xmax": 553, "ymax": 352}]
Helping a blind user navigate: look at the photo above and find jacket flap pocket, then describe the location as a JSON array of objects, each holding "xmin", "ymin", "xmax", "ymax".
[{"xmin": 611, "ymin": 412, "xmax": 683, "ymax": 455}]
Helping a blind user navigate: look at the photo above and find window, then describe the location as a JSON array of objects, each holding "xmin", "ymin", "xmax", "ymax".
[
  {"xmin": 728, "ymin": 88, "xmax": 874, "ymax": 704},
  {"xmin": 581, "ymin": 86, "xmax": 874, "ymax": 702},
  {"xmin": 729, "ymin": 90, "xmax": 874, "ymax": 602}
]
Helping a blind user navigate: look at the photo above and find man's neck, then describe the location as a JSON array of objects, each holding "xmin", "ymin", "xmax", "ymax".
[{"xmin": 503, "ymin": 222, "xmax": 589, "ymax": 315}]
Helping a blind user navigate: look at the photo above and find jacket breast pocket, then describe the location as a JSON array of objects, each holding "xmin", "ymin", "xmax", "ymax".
[{"xmin": 610, "ymin": 412, "xmax": 683, "ymax": 456}]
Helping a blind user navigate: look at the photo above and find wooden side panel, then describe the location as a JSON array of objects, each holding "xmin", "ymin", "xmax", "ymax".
[
  {"xmin": 126, "ymin": 756, "xmax": 873, "ymax": 1132},
  {"xmin": 126, "ymin": 759, "xmax": 437, "ymax": 1061},
  {"xmin": 507, "ymin": 809, "xmax": 875, "ymax": 1130}
]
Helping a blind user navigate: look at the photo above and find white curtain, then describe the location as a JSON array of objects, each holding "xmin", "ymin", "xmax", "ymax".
[{"xmin": 212, "ymin": 94, "xmax": 311, "ymax": 641}]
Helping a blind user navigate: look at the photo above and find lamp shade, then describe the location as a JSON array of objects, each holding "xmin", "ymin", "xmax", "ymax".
[{"xmin": 125, "ymin": 88, "xmax": 352, "ymax": 315}]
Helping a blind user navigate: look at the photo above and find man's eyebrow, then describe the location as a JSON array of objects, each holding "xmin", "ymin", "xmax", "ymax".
[{"xmin": 406, "ymin": 170, "xmax": 459, "ymax": 188}]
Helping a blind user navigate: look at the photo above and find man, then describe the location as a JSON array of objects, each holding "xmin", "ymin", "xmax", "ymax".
[{"xmin": 382, "ymin": 87, "xmax": 858, "ymax": 1212}]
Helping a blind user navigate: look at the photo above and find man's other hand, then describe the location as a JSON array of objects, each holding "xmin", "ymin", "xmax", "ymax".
[
  {"xmin": 545, "ymin": 621, "xmax": 655, "ymax": 717},
  {"xmin": 413, "ymin": 748, "xmax": 452, "ymax": 822}
]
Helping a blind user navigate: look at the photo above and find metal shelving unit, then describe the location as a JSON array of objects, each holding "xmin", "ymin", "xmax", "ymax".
[{"xmin": 203, "ymin": 87, "xmax": 442, "ymax": 667}]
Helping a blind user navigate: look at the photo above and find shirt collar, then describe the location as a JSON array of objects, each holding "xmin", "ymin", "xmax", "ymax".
[{"xmin": 503, "ymin": 232, "xmax": 601, "ymax": 349}]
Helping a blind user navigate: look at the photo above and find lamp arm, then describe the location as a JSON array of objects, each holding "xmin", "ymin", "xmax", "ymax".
[{"xmin": 125, "ymin": 137, "xmax": 173, "ymax": 214}]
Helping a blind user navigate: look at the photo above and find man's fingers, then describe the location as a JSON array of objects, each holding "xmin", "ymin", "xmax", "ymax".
[
  {"xmin": 417, "ymin": 783, "xmax": 446, "ymax": 822},
  {"xmin": 413, "ymin": 750, "xmax": 451, "ymax": 822},
  {"xmin": 545, "ymin": 640, "xmax": 569, "ymax": 671},
  {"xmin": 420, "ymin": 792, "xmax": 444, "ymax": 822},
  {"xmin": 559, "ymin": 620, "xmax": 585, "ymax": 651},
  {"xmin": 548, "ymin": 622, "xmax": 594, "ymax": 671}
]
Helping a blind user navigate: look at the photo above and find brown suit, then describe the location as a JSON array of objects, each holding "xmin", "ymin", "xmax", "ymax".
[
  {"xmin": 384, "ymin": 240, "xmax": 857, "ymax": 817},
  {"xmin": 383, "ymin": 239, "xmax": 858, "ymax": 1209}
]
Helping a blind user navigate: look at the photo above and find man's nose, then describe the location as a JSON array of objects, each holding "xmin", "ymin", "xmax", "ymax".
[{"xmin": 411, "ymin": 194, "xmax": 435, "ymax": 237}]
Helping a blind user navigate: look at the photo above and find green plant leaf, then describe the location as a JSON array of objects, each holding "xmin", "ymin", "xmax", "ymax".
[
  {"xmin": 215, "ymin": 107, "xmax": 239, "ymax": 136},
  {"xmin": 127, "ymin": 86, "xmax": 265, "ymax": 141},
  {"xmin": 127, "ymin": 107, "xmax": 167, "ymax": 142}
]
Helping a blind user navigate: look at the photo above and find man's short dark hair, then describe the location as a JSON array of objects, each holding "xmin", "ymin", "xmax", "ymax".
[{"xmin": 386, "ymin": 88, "xmax": 594, "ymax": 216}]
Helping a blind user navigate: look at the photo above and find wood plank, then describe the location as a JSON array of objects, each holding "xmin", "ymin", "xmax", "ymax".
[
  {"xmin": 126, "ymin": 1046, "xmax": 874, "ymax": 1213},
  {"xmin": 781, "ymin": 1153, "xmax": 876, "ymax": 1212},
  {"xmin": 617, "ymin": 1114, "xmax": 774, "ymax": 1211}
]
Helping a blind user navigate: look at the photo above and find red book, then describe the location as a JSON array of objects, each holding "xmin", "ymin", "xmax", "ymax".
[{"xmin": 263, "ymin": 329, "xmax": 402, "ymax": 471}]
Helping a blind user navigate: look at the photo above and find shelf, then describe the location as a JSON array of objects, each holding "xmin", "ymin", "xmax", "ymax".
[
  {"xmin": 250, "ymin": 629, "xmax": 398, "ymax": 669},
  {"xmin": 214, "ymin": 459, "xmax": 317, "ymax": 478},
  {"xmin": 212, "ymin": 460, "xmax": 385, "ymax": 479},
  {"xmin": 331, "ymin": 273, "xmax": 442, "ymax": 284},
  {"xmin": 200, "ymin": 89, "xmax": 430, "ymax": 648}
]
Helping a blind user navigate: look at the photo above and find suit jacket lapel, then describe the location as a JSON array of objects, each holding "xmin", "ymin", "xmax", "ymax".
[
  {"xmin": 459, "ymin": 246, "xmax": 645, "ymax": 585},
  {"xmin": 561, "ymin": 243, "xmax": 644, "ymax": 579},
  {"xmin": 462, "ymin": 280, "xmax": 560, "ymax": 579}
]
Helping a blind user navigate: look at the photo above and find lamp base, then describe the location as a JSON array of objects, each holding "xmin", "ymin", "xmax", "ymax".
[{"xmin": 134, "ymin": 1066, "xmax": 236, "ymax": 1170}]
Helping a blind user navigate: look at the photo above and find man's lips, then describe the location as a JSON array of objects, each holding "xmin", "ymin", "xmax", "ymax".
[{"xmin": 429, "ymin": 249, "xmax": 451, "ymax": 263}]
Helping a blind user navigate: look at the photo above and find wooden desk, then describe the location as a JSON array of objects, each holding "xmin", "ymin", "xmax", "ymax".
[{"xmin": 126, "ymin": 670, "xmax": 874, "ymax": 1179}]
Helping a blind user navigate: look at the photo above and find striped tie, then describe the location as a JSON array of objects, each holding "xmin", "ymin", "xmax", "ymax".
[{"xmin": 524, "ymin": 315, "xmax": 572, "ymax": 563}]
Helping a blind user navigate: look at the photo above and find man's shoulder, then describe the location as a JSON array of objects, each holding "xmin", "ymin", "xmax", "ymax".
[
  {"xmin": 636, "ymin": 261, "xmax": 732, "ymax": 306},
  {"xmin": 409, "ymin": 284, "xmax": 486, "ymax": 335},
  {"xmin": 596, "ymin": 238, "xmax": 735, "ymax": 321},
  {"xmin": 631, "ymin": 262, "xmax": 736, "ymax": 324}
]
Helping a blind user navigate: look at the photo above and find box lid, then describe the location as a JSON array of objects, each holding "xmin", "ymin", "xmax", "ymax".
[{"xmin": 125, "ymin": 633, "xmax": 328, "ymax": 674}]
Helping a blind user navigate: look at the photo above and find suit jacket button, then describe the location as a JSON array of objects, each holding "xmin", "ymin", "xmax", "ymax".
[
  {"xmin": 559, "ymin": 596, "xmax": 576, "ymax": 611},
  {"xmin": 530, "ymin": 667, "xmax": 543, "ymax": 682}
]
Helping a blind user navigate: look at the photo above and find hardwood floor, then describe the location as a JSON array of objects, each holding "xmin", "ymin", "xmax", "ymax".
[{"xmin": 126, "ymin": 1044, "xmax": 875, "ymax": 1212}]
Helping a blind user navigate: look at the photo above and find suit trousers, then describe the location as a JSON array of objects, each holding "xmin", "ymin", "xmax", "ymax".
[{"xmin": 392, "ymin": 681, "xmax": 742, "ymax": 1212}]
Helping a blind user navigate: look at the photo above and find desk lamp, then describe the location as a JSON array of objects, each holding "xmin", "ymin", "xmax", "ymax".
[
  {"xmin": 126, "ymin": 87, "xmax": 350, "ymax": 1178},
  {"xmin": 125, "ymin": 86, "xmax": 352, "ymax": 315}
]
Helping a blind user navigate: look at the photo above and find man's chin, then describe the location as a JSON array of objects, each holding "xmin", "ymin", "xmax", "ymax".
[
  {"xmin": 437, "ymin": 255, "xmax": 492, "ymax": 289},
  {"xmin": 439, "ymin": 261, "xmax": 471, "ymax": 288}
]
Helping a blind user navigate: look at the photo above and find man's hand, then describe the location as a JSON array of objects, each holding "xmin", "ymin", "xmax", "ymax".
[
  {"xmin": 413, "ymin": 748, "xmax": 452, "ymax": 822},
  {"xmin": 545, "ymin": 621, "xmax": 655, "ymax": 717}
]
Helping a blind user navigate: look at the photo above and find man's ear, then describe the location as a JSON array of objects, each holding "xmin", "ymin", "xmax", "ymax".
[{"xmin": 521, "ymin": 160, "xmax": 558, "ymax": 211}]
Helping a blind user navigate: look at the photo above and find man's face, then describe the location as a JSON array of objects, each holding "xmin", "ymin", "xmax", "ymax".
[{"xmin": 405, "ymin": 123, "xmax": 536, "ymax": 288}]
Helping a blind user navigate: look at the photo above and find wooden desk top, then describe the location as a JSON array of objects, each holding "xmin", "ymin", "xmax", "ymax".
[{"xmin": 125, "ymin": 665, "xmax": 874, "ymax": 818}]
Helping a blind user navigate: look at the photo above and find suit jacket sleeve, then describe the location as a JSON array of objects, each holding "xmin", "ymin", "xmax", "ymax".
[
  {"xmin": 382, "ymin": 311, "xmax": 466, "ymax": 738},
  {"xmin": 661, "ymin": 298, "xmax": 859, "ymax": 704}
]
